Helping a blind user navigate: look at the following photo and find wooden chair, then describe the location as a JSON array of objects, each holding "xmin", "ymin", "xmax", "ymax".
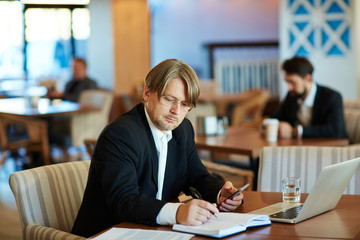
[
  {"xmin": 228, "ymin": 89, "xmax": 271, "ymax": 127},
  {"xmin": 258, "ymin": 146, "xmax": 360, "ymax": 194},
  {"xmin": 84, "ymin": 138, "xmax": 97, "ymax": 158},
  {"xmin": 9, "ymin": 161, "xmax": 89, "ymax": 240},
  {"xmin": 0, "ymin": 114, "xmax": 50, "ymax": 167},
  {"xmin": 201, "ymin": 160, "xmax": 253, "ymax": 190}
]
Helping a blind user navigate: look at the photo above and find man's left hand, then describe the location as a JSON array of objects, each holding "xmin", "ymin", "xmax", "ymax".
[{"xmin": 218, "ymin": 181, "xmax": 244, "ymax": 212}]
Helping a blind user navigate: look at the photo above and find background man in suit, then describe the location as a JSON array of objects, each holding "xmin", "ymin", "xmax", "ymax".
[
  {"xmin": 72, "ymin": 59, "xmax": 244, "ymax": 237},
  {"xmin": 271, "ymin": 56, "xmax": 347, "ymax": 139},
  {"xmin": 46, "ymin": 57, "xmax": 97, "ymax": 102}
]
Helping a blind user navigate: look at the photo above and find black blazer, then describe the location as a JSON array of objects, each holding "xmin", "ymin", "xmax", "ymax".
[
  {"xmin": 271, "ymin": 84, "xmax": 347, "ymax": 138},
  {"xmin": 72, "ymin": 104, "xmax": 224, "ymax": 237}
]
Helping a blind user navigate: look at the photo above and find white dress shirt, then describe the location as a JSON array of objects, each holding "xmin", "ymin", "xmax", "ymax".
[
  {"xmin": 144, "ymin": 108, "xmax": 182, "ymax": 225},
  {"xmin": 144, "ymin": 107, "xmax": 222, "ymax": 225},
  {"xmin": 297, "ymin": 82, "xmax": 317, "ymax": 136}
]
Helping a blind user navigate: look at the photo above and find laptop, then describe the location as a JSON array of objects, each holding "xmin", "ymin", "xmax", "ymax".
[{"xmin": 250, "ymin": 157, "xmax": 360, "ymax": 224}]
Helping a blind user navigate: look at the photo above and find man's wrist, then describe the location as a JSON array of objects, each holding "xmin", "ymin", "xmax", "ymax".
[
  {"xmin": 157, "ymin": 202, "xmax": 183, "ymax": 225},
  {"xmin": 292, "ymin": 125, "xmax": 303, "ymax": 138}
]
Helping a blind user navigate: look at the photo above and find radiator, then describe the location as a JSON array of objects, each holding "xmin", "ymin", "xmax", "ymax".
[{"xmin": 214, "ymin": 60, "xmax": 279, "ymax": 96}]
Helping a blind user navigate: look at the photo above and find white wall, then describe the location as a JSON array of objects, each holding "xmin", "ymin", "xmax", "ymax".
[
  {"xmin": 150, "ymin": 0, "xmax": 280, "ymax": 79},
  {"xmin": 88, "ymin": 0, "xmax": 114, "ymax": 90}
]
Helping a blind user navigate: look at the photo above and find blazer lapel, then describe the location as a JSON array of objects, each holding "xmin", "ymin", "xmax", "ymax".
[
  {"xmin": 138, "ymin": 105, "xmax": 159, "ymax": 187},
  {"xmin": 162, "ymin": 138, "xmax": 184, "ymax": 197},
  {"xmin": 311, "ymin": 85, "xmax": 321, "ymax": 125}
]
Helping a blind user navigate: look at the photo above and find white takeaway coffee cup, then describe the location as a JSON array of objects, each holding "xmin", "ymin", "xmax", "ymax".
[{"xmin": 262, "ymin": 118, "xmax": 279, "ymax": 142}]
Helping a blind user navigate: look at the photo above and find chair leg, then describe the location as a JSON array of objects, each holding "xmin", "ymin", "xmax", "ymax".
[
  {"xmin": 61, "ymin": 146, "xmax": 70, "ymax": 162},
  {"xmin": 0, "ymin": 151, "xmax": 8, "ymax": 167},
  {"xmin": 42, "ymin": 146, "xmax": 51, "ymax": 165}
]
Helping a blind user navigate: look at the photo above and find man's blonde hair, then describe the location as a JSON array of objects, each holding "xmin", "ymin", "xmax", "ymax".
[{"xmin": 145, "ymin": 59, "xmax": 200, "ymax": 108}]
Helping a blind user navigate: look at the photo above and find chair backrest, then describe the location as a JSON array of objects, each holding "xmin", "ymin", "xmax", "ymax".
[
  {"xmin": 230, "ymin": 89, "xmax": 271, "ymax": 127},
  {"xmin": 84, "ymin": 138, "xmax": 97, "ymax": 157},
  {"xmin": 9, "ymin": 161, "xmax": 90, "ymax": 239},
  {"xmin": 201, "ymin": 160, "xmax": 253, "ymax": 190},
  {"xmin": 71, "ymin": 90, "xmax": 114, "ymax": 147},
  {"xmin": 344, "ymin": 109, "xmax": 360, "ymax": 144},
  {"xmin": 258, "ymin": 146, "xmax": 360, "ymax": 194},
  {"xmin": 79, "ymin": 89, "xmax": 110, "ymax": 109},
  {"xmin": 0, "ymin": 114, "xmax": 50, "ymax": 166},
  {"xmin": 343, "ymin": 99, "xmax": 360, "ymax": 110}
]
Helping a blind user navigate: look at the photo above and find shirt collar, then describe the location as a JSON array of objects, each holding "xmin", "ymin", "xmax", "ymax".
[
  {"xmin": 300, "ymin": 82, "xmax": 317, "ymax": 107},
  {"xmin": 144, "ymin": 106, "xmax": 172, "ymax": 143}
]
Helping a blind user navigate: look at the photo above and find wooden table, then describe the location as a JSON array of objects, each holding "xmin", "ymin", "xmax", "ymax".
[
  {"xmin": 195, "ymin": 127, "xmax": 350, "ymax": 159},
  {"xmin": 92, "ymin": 191, "xmax": 360, "ymax": 239},
  {"xmin": 0, "ymin": 97, "xmax": 100, "ymax": 165},
  {"xmin": 195, "ymin": 127, "xmax": 349, "ymax": 190},
  {"xmin": 0, "ymin": 97, "xmax": 98, "ymax": 117}
]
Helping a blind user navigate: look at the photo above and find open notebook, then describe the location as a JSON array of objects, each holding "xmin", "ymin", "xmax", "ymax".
[
  {"xmin": 251, "ymin": 157, "xmax": 360, "ymax": 223},
  {"xmin": 172, "ymin": 212, "xmax": 270, "ymax": 238}
]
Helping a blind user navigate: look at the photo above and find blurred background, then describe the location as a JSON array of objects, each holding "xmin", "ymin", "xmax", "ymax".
[{"xmin": 1, "ymin": 0, "xmax": 358, "ymax": 101}]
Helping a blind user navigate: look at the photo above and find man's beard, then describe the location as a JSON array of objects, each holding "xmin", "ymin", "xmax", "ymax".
[{"xmin": 290, "ymin": 87, "xmax": 307, "ymax": 99}]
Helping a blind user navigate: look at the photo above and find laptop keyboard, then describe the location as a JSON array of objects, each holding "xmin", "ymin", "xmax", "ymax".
[{"xmin": 269, "ymin": 205, "xmax": 303, "ymax": 219}]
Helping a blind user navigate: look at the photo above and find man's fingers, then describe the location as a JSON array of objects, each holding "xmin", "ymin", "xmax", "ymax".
[
  {"xmin": 178, "ymin": 199, "xmax": 218, "ymax": 225},
  {"xmin": 219, "ymin": 192, "xmax": 244, "ymax": 212}
]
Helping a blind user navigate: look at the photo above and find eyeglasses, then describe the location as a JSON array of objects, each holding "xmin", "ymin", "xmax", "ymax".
[{"xmin": 160, "ymin": 95, "xmax": 192, "ymax": 112}]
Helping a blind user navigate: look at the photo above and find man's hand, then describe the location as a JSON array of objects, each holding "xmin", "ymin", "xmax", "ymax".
[
  {"xmin": 278, "ymin": 121, "xmax": 293, "ymax": 139},
  {"xmin": 218, "ymin": 181, "xmax": 244, "ymax": 212},
  {"xmin": 176, "ymin": 199, "xmax": 219, "ymax": 225},
  {"xmin": 46, "ymin": 89, "xmax": 63, "ymax": 99}
]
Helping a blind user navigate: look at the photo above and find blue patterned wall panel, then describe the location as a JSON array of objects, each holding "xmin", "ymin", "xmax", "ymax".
[
  {"xmin": 295, "ymin": 4, "xmax": 310, "ymax": 14},
  {"xmin": 295, "ymin": 21, "xmax": 309, "ymax": 31},
  {"xmin": 287, "ymin": 0, "xmax": 351, "ymax": 57},
  {"xmin": 326, "ymin": 2, "xmax": 345, "ymax": 13},
  {"xmin": 327, "ymin": 20, "xmax": 343, "ymax": 30},
  {"xmin": 341, "ymin": 27, "xmax": 350, "ymax": 48},
  {"xmin": 307, "ymin": 0, "xmax": 315, "ymax": 6},
  {"xmin": 328, "ymin": 45, "xmax": 343, "ymax": 55}
]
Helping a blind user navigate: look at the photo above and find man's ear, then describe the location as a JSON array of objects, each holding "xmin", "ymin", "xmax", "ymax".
[
  {"xmin": 143, "ymin": 85, "xmax": 151, "ymax": 101},
  {"xmin": 304, "ymin": 74, "xmax": 312, "ymax": 82}
]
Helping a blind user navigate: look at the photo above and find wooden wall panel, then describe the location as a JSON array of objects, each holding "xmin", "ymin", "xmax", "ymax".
[{"xmin": 112, "ymin": 0, "xmax": 150, "ymax": 96}]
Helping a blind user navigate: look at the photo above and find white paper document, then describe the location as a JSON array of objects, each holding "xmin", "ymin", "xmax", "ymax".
[{"xmin": 92, "ymin": 227, "xmax": 194, "ymax": 240}]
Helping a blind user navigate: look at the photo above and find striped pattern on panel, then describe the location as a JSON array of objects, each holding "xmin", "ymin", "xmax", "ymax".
[
  {"xmin": 9, "ymin": 161, "xmax": 90, "ymax": 240},
  {"xmin": 25, "ymin": 224, "xmax": 85, "ymax": 240},
  {"xmin": 258, "ymin": 146, "xmax": 360, "ymax": 194},
  {"xmin": 214, "ymin": 60, "xmax": 279, "ymax": 96}
]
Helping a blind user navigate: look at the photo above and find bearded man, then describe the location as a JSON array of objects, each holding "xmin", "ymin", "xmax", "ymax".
[{"xmin": 271, "ymin": 56, "xmax": 347, "ymax": 139}]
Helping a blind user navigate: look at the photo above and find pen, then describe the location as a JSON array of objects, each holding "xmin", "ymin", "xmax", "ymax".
[
  {"xmin": 189, "ymin": 187, "xmax": 218, "ymax": 218},
  {"xmin": 218, "ymin": 183, "xmax": 249, "ymax": 207}
]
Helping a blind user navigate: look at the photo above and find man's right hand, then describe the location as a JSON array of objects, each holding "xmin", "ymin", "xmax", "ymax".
[
  {"xmin": 278, "ymin": 121, "xmax": 293, "ymax": 139},
  {"xmin": 176, "ymin": 199, "xmax": 219, "ymax": 225}
]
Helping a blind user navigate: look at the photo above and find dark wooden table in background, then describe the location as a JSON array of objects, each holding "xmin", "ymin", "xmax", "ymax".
[{"xmin": 195, "ymin": 127, "xmax": 350, "ymax": 159}]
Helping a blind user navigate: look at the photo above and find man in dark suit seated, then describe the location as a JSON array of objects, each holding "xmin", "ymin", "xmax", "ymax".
[
  {"xmin": 46, "ymin": 57, "xmax": 97, "ymax": 102},
  {"xmin": 71, "ymin": 59, "xmax": 244, "ymax": 237},
  {"xmin": 271, "ymin": 56, "xmax": 347, "ymax": 139}
]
